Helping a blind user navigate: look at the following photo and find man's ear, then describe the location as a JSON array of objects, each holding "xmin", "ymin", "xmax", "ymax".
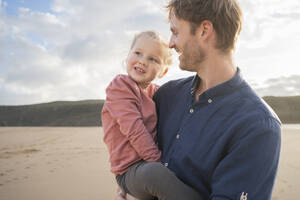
[
  {"xmin": 198, "ymin": 20, "xmax": 213, "ymax": 39},
  {"xmin": 158, "ymin": 67, "xmax": 168, "ymax": 78}
]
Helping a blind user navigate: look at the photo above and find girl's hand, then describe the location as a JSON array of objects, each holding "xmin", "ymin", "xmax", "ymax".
[
  {"xmin": 115, "ymin": 187, "xmax": 139, "ymax": 200},
  {"xmin": 126, "ymin": 194, "xmax": 138, "ymax": 200},
  {"xmin": 115, "ymin": 187, "xmax": 126, "ymax": 200}
]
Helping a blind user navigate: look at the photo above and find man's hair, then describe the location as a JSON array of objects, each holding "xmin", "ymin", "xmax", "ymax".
[
  {"xmin": 166, "ymin": 0, "xmax": 243, "ymax": 52},
  {"xmin": 130, "ymin": 31, "xmax": 173, "ymax": 66}
]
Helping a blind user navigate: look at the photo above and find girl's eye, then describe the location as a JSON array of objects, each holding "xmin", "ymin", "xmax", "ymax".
[{"xmin": 149, "ymin": 57, "xmax": 159, "ymax": 63}]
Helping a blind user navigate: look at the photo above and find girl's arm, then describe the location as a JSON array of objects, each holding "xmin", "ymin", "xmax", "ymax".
[{"xmin": 105, "ymin": 75, "xmax": 161, "ymax": 162}]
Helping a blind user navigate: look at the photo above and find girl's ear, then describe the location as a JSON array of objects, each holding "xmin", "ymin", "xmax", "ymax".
[{"xmin": 157, "ymin": 67, "xmax": 168, "ymax": 78}]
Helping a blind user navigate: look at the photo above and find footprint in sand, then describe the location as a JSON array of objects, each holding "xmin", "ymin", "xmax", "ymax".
[{"xmin": 0, "ymin": 149, "xmax": 40, "ymax": 159}]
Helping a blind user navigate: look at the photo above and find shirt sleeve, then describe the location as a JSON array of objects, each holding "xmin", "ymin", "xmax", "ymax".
[
  {"xmin": 210, "ymin": 118, "xmax": 281, "ymax": 200},
  {"xmin": 104, "ymin": 75, "xmax": 161, "ymax": 162}
]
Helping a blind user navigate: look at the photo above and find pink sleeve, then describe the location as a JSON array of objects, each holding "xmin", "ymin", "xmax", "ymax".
[{"xmin": 105, "ymin": 75, "xmax": 161, "ymax": 162}]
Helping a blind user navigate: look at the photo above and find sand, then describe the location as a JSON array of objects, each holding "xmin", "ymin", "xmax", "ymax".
[{"xmin": 0, "ymin": 125, "xmax": 299, "ymax": 200}]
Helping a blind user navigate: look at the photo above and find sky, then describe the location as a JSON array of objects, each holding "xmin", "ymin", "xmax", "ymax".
[{"xmin": 0, "ymin": 0, "xmax": 300, "ymax": 105}]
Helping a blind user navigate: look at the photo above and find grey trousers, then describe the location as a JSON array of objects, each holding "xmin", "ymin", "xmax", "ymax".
[{"xmin": 116, "ymin": 161, "xmax": 203, "ymax": 200}]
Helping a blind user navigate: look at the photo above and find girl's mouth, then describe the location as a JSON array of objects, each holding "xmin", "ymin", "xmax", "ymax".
[{"xmin": 134, "ymin": 66, "xmax": 145, "ymax": 73}]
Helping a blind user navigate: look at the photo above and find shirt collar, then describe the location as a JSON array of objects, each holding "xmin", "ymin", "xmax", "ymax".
[{"xmin": 190, "ymin": 67, "xmax": 244, "ymax": 98}]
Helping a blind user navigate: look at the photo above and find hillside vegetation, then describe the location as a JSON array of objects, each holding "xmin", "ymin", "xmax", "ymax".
[
  {"xmin": 0, "ymin": 100, "xmax": 104, "ymax": 126},
  {"xmin": 0, "ymin": 96, "xmax": 299, "ymax": 126},
  {"xmin": 263, "ymin": 96, "xmax": 300, "ymax": 124}
]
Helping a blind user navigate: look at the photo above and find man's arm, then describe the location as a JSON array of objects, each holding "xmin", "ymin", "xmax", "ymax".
[{"xmin": 210, "ymin": 118, "xmax": 281, "ymax": 200}]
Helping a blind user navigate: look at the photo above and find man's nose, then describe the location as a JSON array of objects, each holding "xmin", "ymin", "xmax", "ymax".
[{"xmin": 169, "ymin": 35, "xmax": 175, "ymax": 48}]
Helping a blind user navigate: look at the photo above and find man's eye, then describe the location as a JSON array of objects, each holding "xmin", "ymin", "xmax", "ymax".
[
  {"xmin": 171, "ymin": 30, "xmax": 178, "ymax": 37},
  {"xmin": 135, "ymin": 51, "xmax": 141, "ymax": 55}
]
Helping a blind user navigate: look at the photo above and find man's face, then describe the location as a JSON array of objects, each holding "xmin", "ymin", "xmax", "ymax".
[{"xmin": 169, "ymin": 14, "xmax": 206, "ymax": 72}]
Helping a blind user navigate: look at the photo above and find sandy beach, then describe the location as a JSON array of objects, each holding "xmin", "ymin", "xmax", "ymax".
[{"xmin": 0, "ymin": 125, "xmax": 299, "ymax": 200}]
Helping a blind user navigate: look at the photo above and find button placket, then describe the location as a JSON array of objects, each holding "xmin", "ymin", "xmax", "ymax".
[{"xmin": 189, "ymin": 108, "xmax": 194, "ymax": 113}]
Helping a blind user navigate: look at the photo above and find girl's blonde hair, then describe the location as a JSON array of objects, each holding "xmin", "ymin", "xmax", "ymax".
[{"xmin": 130, "ymin": 31, "xmax": 173, "ymax": 67}]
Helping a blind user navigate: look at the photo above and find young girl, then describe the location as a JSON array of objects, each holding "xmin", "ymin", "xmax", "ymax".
[{"xmin": 101, "ymin": 31, "xmax": 202, "ymax": 200}]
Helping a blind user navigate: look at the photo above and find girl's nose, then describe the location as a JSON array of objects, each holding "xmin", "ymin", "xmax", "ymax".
[{"xmin": 138, "ymin": 57, "xmax": 147, "ymax": 65}]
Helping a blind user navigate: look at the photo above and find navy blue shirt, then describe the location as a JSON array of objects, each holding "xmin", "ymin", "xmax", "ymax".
[{"xmin": 153, "ymin": 69, "xmax": 281, "ymax": 200}]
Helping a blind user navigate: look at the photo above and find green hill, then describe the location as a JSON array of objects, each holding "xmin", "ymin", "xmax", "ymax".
[
  {"xmin": 0, "ymin": 96, "xmax": 299, "ymax": 126},
  {"xmin": 0, "ymin": 100, "xmax": 104, "ymax": 126},
  {"xmin": 263, "ymin": 96, "xmax": 300, "ymax": 124}
]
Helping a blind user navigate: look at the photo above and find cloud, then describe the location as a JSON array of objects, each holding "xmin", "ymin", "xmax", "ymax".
[
  {"xmin": 0, "ymin": 0, "xmax": 300, "ymax": 105},
  {"xmin": 0, "ymin": 0, "xmax": 171, "ymax": 105},
  {"xmin": 238, "ymin": 0, "xmax": 300, "ymax": 48},
  {"xmin": 235, "ymin": 0, "xmax": 300, "ymax": 84},
  {"xmin": 254, "ymin": 75, "xmax": 300, "ymax": 97}
]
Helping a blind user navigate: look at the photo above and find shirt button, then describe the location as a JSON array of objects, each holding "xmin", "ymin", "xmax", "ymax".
[
  {"xmin": 208, "ymin": 99, "xmax": 212, "ymax": 103},
  {"xmin": 164, "ymin": 163, "xmax": 168, "ymax": 167},
  {"xmin": 189, "ymin": 108, "xmax": 194, "ymax": 113},
  {"xmin": 176, "ymin": 134, "xmax": 180, "ymax": 139}
]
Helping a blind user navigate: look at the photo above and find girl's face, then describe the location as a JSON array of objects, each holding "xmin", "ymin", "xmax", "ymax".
[{"xmin": 126, "ymin": 36, "xmax": 167, "ymax": 89}]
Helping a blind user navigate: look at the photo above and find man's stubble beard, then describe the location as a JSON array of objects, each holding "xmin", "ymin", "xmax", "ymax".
[{"xmin": 179, "ymin": 39, "xmax": 206, "ymax": 72}]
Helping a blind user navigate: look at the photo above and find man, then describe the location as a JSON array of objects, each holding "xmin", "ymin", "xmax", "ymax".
[{"xmin": 117, "ymin": 0, "xmax": 281, "ymax": 199}]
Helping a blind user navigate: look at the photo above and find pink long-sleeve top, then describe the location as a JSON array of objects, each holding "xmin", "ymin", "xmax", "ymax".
[{"xmin": 101, "ymin": 74, "xmax": 161, "ymax": 175}]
